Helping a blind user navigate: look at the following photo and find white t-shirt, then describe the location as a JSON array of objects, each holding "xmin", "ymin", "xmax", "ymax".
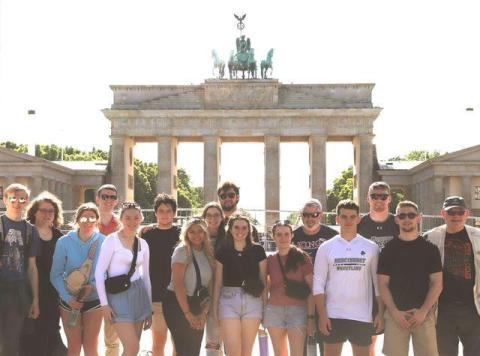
[
  {"xmin": 95, "ymin": 232, "xmax": 152, "ymax": 306},
  {"xmin": 313, "ymin": 234, "xmax": 379, "ymax": 323}
]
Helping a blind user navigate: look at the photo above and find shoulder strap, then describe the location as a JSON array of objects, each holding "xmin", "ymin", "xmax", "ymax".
[
  {"xmin": 191, "ymin": 251, "xmax": 202, "ymax": 292},
  {"xmin": 87, "ymin": 239, "xmax": 98, "ymax": 259},
  {"xmin": 276, "ymin": 253, "xmax": 288, "ymax": 283},
  {"xmin": 127, "ymin": 238, "xmax": 139, "ymax": 278}
]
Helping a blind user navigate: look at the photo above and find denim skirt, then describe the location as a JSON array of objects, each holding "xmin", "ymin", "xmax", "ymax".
[{"xmin": 108, "ymin": 278, "xmax": 151, "ymax": 323}]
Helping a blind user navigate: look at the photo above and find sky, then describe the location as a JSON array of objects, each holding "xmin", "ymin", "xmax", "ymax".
[{"xmin": 1, "ymin": 0, "xmax": 479, "ymax": 213}]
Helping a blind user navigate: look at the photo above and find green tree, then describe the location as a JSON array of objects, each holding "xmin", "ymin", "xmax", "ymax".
[
  {"xmin": 389, "ymin": 150, "xmax": 442, "ymax": 161},
  {"xmin": 326, "ymin": 166, "xmax": 354, "ymax": 212},
  {"xmin": 0, "ymin": 141, "xmax": 28, "ymax": 153}
]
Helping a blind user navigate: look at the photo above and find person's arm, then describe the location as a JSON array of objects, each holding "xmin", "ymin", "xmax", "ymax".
[
  {"xmin": 409, "ymin": 271, "xmax": 442, "ymax": 327},
  {"xmin": 94, "ymin": 236, "xmax": 115, "ymax": 322},
  {"xmin": 27, "ymin": 257, "xmax": 39, "ymax": 319},
  {"xmin": 312, "ymin": 247, "xmax": 330, "ymax": 335},
  {"xmin": 305, "ymin": 273, "xmax": 316, "ymax": 336},
  {"xmin": 378, "ymin": 274, "xmax": 410, "ymax": 330},
  {"xmin": 370, "ymin": 246, "xmax": 385, "ymax": 332},
  {"xmin": 212, "ymin": 260, "xmax": 223, "ymax": 322},
  {"xmin": 141, "ymin": 240, "xmax": 153, "ymax": 330},
  {"xmin": 171, "ymin": 261, "xmax": 201, "ymax": 329},
  {"xmin": 259, "ymin": 258, "xmax": 267, "ymax": 305},
  {"xmin": 50, "ymin": 239, "xmax": 73, "ymax": 304}
]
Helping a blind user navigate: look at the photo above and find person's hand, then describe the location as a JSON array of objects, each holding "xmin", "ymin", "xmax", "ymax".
[
  {"xmin": 185, "ymin": 312, "xmax": 202, "ymax": 329},
  {"xmin": 390, "ymin": 309, "xmax": 412, "ymax": 330},
  {"xmin": 102, "ymin": 305, "xmax": 115, "ymax": 323},
  {"xmin": 29, "ymin": 299, "xmax": 40, "ymax": 319},
  {"xmin": 318, "ymin": 314, "xmax": 331, "ymax": 336},
  {"xmin": 68, "ymin": 298, "xmax": 84, "ymax": 310},
  {"xmin": 307, "ymin": 318, "xmax": 316, "ymax": 336},
  {"xmin": 407, "ymin": 308, "xmax": 427, "ymax": 328},
  {"xmin": 373, "ymin": 313, "xmax": 384, "ymax": 333},
  {"xmin": 143, "ymin": 315, "xmax": 152, "ymax": 330}
]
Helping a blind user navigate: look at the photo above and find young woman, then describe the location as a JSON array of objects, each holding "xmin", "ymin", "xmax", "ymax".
[
  {"xmin": 202, "ymin": 202, "xmax": 226, "ymax": 355},
  {"xmin": 21, "ymin": 191, "xmax": 67, "ymax": 356},
  {"xmin": 163, "ymin": 218, "xmax": 215, "ymax": 356},
  {"xmin": 95, "ymin": 202, "xmax": 152, "ymax": 356},
  {"xmin": 50, "ymin": 202, "xmax": 105, "ymax": 356},
  {"xmin": 264, "ymin": 220, "xmax": 314, "ymax": 356},
  {"xmin": 213, "ymin": 214, "xmax": 267, "ymax": 356}
]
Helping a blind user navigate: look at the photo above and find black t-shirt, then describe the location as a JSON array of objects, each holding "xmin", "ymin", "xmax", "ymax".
[
  {"xmin": 378, "ymin": 236, "xmax": 442, "ymax": 310},
  {"xmin": 216, "ymin": 244, "xmax": 267, "ymax": 287},
  {"xmin": 440, "ymin": 228, "xmax": 476, "ymax": 304},
  {"xmin": 37, "ymin": 227, "xmax": 63, "ymax": 303},
  {"xmin": 292, "ymin": 225, "xmax": 337, "ymax": 263},
  {"xmin": 358, "ymin": 213, "xmax": 399, "ymax": 251},
  {"xmin": 140, "ymin": 225, "xmax": 180, "ymax": 302}
]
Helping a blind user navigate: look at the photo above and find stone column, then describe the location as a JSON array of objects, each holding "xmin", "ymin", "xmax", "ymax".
[
  {"xmin": 32, "ymin": 176, "xmax": 43, "ymax": 197},
  {"xmin": 111, "ymin": 135, "xmax": 135, "ymax": 202},
  {"xmin": 157, "ymin": 136, "xmax": 178, "ymax": 198},
  {"xmin": 5, "ymin": 175, "xmax": 15, "ymax": 187},
  {"xmin": 432, "ymin": 176, "xmax": 444, "ymax": 215},
  {"xmin": 63, "ymin": 183, "xmax": 73, "ymax": 210},
  {"xmin": 462, "ymin": 176, "xmax": 472, "ymax": 209},
  {"xmin": 309, "ymin": 134, "xmax": 327, "ymax": 211},
  {"xmin": 353, "ymin": 134, "xmax": 374, "ymax": 213},
  {"xmin": 203, "ymin": 136, "xmax": 220, "ymax": 203},
  {"xmin": 265, "ymin": 135, "xmax": 280, "ymax": 228},
  {"xmin": 48, "ymin": 180, "xmax": 56, "ymax": 194}
]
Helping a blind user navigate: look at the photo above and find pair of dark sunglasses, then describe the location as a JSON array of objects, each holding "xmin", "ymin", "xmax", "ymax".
[
  {"xmin": 219, "ymin": 192, "xmax": 236, "ymax": 200},
  {"xmin": 370, "ymin": 193, "xmax": 389, "ymax": 201},
  {"xmin": 446, "ymin": 209, "xmax": 466, "ymax": 216},
  {"xmin": 396, "ymin": 212, "xmax": 418, "ymax": 220},
  {"xmin": 302, "ymin": 212, "xmax": 321, "ymax": 218},
  {"xmin": 101, "ymin": 194, "xmax": 117, "ymax": 201}
]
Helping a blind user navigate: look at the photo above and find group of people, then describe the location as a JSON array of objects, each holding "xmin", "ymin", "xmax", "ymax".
[{"xmin": 0, "ymin": 180, "xmax": 478, "ymax": 356}]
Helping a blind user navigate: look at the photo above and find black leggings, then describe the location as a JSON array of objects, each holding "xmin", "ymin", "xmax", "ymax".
[{"xmin": 163, "ymin": 290, "xmax": 204, "ymax": 356}]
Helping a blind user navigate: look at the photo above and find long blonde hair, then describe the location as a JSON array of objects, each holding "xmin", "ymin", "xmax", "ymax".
[{"xmin": 179, "ymin": 218, "xmax": 215, "ymax": 269}]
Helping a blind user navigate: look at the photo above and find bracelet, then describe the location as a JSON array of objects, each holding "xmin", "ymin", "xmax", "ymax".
[{"xmin": 307, "ymin": 315, "xmax": 315, "ymax": 319}]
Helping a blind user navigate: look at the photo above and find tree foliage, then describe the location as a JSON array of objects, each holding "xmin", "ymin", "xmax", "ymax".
[
  {"xmin": 1, "ymin": 142, "xmax": 203, "ymax": 209},
  {"xmin": 388, "ymin": 150, "xmax": 442, "ymax": 161},
  {"xmin": 326, "ymin": 166, "xmax": 354, "ymax": 212}
]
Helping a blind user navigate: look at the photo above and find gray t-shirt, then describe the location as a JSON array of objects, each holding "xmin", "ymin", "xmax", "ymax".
[
  {"xmin": 167, "ymin": 245, "xmax": 213, "ymax": 296},
  {"xmin": 0, "ymin": 215, "xmax": 40, "ymax": 282}
]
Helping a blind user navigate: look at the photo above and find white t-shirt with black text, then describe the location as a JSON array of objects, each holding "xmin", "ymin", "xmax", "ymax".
[{"xmin": 313, "ymin": 234, "xmax": 379, "ymax": 323}]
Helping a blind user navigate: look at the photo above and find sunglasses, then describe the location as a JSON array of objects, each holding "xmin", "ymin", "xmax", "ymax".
[
  {"xmin": 446, "ymin": 209, "xmax": 466, "ymax": 216},
  {"xmin": 8, "ymin": 196, "xmax": 27, "ymax": 204},
  {"xmin": 38, "ymin": 208, "xmax": 55, "ymax": 215},
  {"xmin": 219, "ymin": 192, "xmax": 236, "ymax": 200},
  {"xmin": 122, "ymin": 202, "xmax": 140, "ymax": 209},
  {"xmin": 397, "ymin": 212, "xmax": 418, "ymax": 220},
  {"xmin": 370, "ymin": 193, "xmax": 389, "ymax": 201},
  {"xmin": 302, "ymin": 212, "xmax": 321, "ymax": 218},
  {"xmin": 78, "ymin": 216, "xmax": 98, "ymax": 223},
  {"xmin": 101, "ymin": 194, "xmax": 117, "ymax": 201},
  {"xmin": 274, "ymin": 219, "xmax": 291, "ymax": 225}
]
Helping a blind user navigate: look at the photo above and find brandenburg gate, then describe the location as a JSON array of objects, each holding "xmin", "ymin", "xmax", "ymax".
[{"xmin": 103, "ymin": 79, "xmax": 381, "ymax": 224}]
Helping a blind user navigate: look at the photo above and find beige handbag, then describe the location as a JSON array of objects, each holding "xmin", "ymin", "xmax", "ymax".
[{"xmin": 64, "ymin": 240, "xmax": 98, "ymax": 297}]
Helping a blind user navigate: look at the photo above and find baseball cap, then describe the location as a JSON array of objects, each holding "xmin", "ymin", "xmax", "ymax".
[{"xmin": 443, "ymin": 196, "xmax": 467, "ymax": 210}]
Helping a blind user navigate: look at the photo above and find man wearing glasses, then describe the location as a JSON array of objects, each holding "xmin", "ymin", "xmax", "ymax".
[
  {"xmin": 217, "ymin": 181, "xmax": 259, "ymax": 242},
  {"xmin": 0, "ymin": 183, "xmax": 40, "ymax": 356},
  {"xmin": 95, "ymin": 184, "xmax": 121, "ymax": 356},
  {"xmin": 378, "ymin": 201, "xmax": 442, "ymax": 356},
  {"xmin": 357, "ymin": 181, "xmax": 399, "ymax": 355},
  {"xmin": 292, "ymin": 199, "xmax": 337, "ymax": 263},
  {"xmin": 425, "ymin": 196, "xmax": 480, "ymax": 356}
]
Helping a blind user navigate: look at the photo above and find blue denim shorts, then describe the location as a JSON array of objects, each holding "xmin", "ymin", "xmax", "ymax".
[
  {"xmin": 218, "ymin": 287, "xmax": 263, "ymax": 320},
  {"xmin": 108, "ymin": 278, "xmax": 152, "ymax": 323},
  {"xmin": 263, "ymin": 304, "xmax": 307, "ymax": 329}
]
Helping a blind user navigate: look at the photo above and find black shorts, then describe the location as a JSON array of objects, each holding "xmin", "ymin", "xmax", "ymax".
[
  {"xmin": 59, "ymin": 299, "xmax": 101, "ymax": 314},
  {"xmin": 323, "ymin": 319, "xmax": 372, "ymax": 347}
]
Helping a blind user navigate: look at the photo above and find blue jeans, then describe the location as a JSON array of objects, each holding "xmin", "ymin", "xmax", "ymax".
[{"xmin": 437, "ymin": 301, "xmax": 480, "ymax": 356}]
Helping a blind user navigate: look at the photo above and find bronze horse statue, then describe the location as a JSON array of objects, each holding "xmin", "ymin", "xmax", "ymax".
[
  {"xmin": 261, "ymin": 49, "xmax": 274, "ymax": 79},
  {"xmin": 211, "ymin": 50, "xmax": 225, "ymax": 79}
]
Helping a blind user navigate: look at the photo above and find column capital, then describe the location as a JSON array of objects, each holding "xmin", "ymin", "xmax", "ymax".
[{"xmin": 357, "ymin": 133, "xmax": 375, "ymax": 143}]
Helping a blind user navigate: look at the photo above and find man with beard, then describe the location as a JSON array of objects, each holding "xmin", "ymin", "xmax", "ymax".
[
  {"xmin": 378, "ymin": 201, "xmax": 442, "ymax": 356},
  {"xmin": 217, "ymin": 181, "xmax": 259, "ymax": 242},
  {"xmin": 357, "ymin": 181, "xmax": 399, "ymax": 356}
]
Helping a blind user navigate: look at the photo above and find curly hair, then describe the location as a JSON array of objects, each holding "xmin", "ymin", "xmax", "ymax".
[{"xmin": 26, "ymin": 191, "xmax": 64, "ymax": 227}]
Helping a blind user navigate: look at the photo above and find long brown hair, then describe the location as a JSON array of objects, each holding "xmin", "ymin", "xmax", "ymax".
[
  {"xmin": 272, "ymin": 220, "xmax": 310, "ymax": 272},
  {"xmin": 225, "ymin": 214, "xmax": 253, "ymax": 250},
  {"xmin": 26, "ymin": 191, "xmax": 64, "ymax": 228}
]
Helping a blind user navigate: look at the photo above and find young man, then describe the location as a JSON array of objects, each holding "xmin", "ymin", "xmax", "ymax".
[
  {"xmin": 424, "ymin": 196, "xmax": 480, "ymax": 356},
  {"xmin": 292, "ymin": 198, "xmax": 338, "ymax": 263},
  {"xmin": 378, "ymin": 201, "xmax": 442, "ymax": 356},
  {"xmin": 0, "ymin": 183, "xmax": 41, "ymax": 356},
  {"xmin": 140, "ymin": 193, "xmax": 180, "ymax": 356},
  {"xmin": 313, "ymin": 200, "xmax": 382, "ymax": 356},
  {"xmin": 95, "ymin": 184, "xmax": 121, "ymax": 356},
  {"xmin": 357, "ymin": 181, "xmax": 399, "ymax": 355},
  {"xmin": 217, "ymin": 181, "xmax": 259, "ymax": 242}
]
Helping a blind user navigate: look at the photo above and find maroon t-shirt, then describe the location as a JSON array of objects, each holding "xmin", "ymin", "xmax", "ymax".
[{"xmin": 267, "ymin": 252, "xmax": 313, "ymax": 306}]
